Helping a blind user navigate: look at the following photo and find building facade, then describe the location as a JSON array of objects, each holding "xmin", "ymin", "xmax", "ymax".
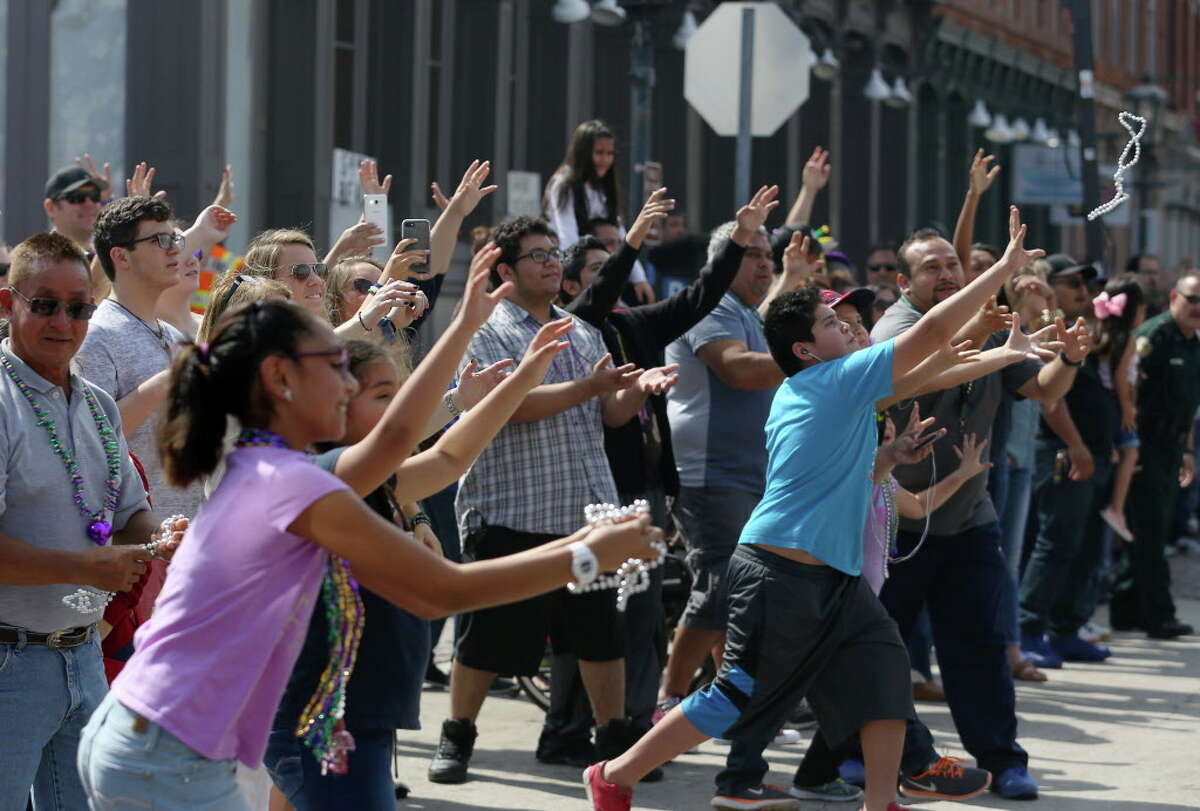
[{"xmin": 4, "ymin": 0, "xmax": 1198, "ymax": 287}]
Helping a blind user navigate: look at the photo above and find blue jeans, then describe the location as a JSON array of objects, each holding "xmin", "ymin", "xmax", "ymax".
[
  {"xmin": 880, "ymin": 522, "xmax": 1027, "ymax": 776},
  {"xmin": 997, "ymin": 466, "xmax": 1033, "ymax": 644},
  {"xmin": 1020, "ymin": 445, "xmax": 1113, "ymax": 637},
  {"xmin": 264, "ymin": 727, "xmax": 395, "ymax": 811},
  {"xmin": 0, "ymin": 631, "xmax": 106, "ymax": 811},
  {"xmin": 78, "ymin": 692, "xmax": 247, "ymax": 810}
]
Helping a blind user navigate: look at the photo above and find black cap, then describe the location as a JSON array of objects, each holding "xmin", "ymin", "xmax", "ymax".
[
  {"xmin": 770, "ymin": 223, "xmax": 823, "ymax": 268},
  {"xmin": 1044, "ymin": 253, "xmax": 1097, "ymax": 281},
  {"xmin": 44, "ymin": 166, "xmax": 108, "ymax": 200}
]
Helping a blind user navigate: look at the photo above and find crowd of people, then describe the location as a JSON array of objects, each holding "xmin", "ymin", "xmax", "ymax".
[{"xmin": 2, "ymin": 119, "xmax": 1198, "ymax": 811}]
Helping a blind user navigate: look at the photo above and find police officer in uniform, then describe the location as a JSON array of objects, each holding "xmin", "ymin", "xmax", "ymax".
[{"xmin": 1110, "ymin": 271, "xmax": 1200, "ymax": 639}]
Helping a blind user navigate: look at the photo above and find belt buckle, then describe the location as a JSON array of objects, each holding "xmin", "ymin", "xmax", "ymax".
[{"xmin": 45, "ymin": 629, "xmax": 71, "ymax": 648}]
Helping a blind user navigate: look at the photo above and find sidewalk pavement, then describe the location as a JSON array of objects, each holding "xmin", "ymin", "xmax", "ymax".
[{"xmin": 394, "ymin": 598, "xmax": 1200, "ymax": 810}]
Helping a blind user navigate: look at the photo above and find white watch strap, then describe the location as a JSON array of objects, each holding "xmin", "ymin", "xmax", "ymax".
[{"xmin": 568, "ymin": 541, "xmax": 599, "ymax": 588}]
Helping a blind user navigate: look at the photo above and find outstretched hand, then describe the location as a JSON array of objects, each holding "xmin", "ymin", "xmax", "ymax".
[
  {"xmin": 783, "ymin": 232, "xmax": 820, "ymax": 280},
  {"xmin": 733, "ymin": 185, "xmax": 781, "ymax": 238},
  {"xmin": 626, "ymin": 187, "xmax": 676, "ymax": 250},
  {"xmin": 588, "ymin": 353, "xmax": 643, "ymax": 395},
  {"xmin": 456, "ymin": 242, "xmax": 513, "ymax": 331},
  {"xmin": 75, "ymin": 153, "xmax": 113, "ymax": 202},
  {"xmin": 637, "ymin": 364, "xmax": 680, "ymax": 396},
  {"xmin": 1006, "ymin": 314, "xmax": 1063, "ymax": 362},
  {"xmin": 1000, "ymin": 206, "xmax": 1045, "ymax": 272},
  {"xmin": 802, "ymin": 147, "xmax": 831, "ymax": 192},
  {"xmin": 190, "ymin": 205, "xmax": 238, "ymax": 246},
  {"xmin": 513, "ymin": 317, "xmax": 574, "ymax": 386},
  {"xmin": 213, "ymin": 164, "xmax": 235, "ymax": 209},
  {"xmin": 359, "ymin": 159, "xmax": 393, "ymax": 196},
  {"xmin": 890, "ymin": 403, "xmax": 945, "ymax": 465},
  {"xmin": 953, "ymin": 433, "xmax": 992, "ymax": 478},
  {"xmin": 126, "ymin": 161, "xmax": 166, "ymax": 199},
  {"xmin": 1056, "ymin": 316, "xmax": 1092, "ymax": 364},
  {"xmin": 445, "ymin": 160, "xmax": 499, "ymax": 219},
  {"xmin": 969, "ymin": 149, "xmax": 1001, "ymax": 196},
  {"xmin": 455, "ymin": 358, "xmax": 516, "ymax": 409}
]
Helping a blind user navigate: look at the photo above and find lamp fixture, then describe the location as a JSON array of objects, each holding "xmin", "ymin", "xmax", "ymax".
[
  {"xmin": 863, "ymin": 67, "xmax": 892, "ymax": 102},
  {"xmin": 591, "ymin": 0, "xmax": 626, "ymax": 25},
  {"xmin": 985, "ymin": 113, "xmax": 1014, "ymax": 143},
  {"xmin": 1067, "ymin": 129, "xmax": 1081, "ymax": 148},
  {"xmin": 968, "ymin": 99, "xmax": 992, "ymax": 128},
  {"xmin": 886, "ymin": 77, "xmax": 912, "ymax": 108},
  {"xmin": 813, "ymin": 48, "xmax": 839, "ymax": 81},
  {"xmin": 672, "ymin": 9, "xmax": 698, "ymax": 50},
  {"xmin": 1010, "ymin": 117, "xmax": 1031, "ymax": 141},
  {"xmin": 551, "ymin": 0, "xmax": 591, "ymax": 24},
  {"xmin": 1031, "ymin": 118, "xmax": 1051, "ymax": 145},
  {"xmin": 1045, "ymin": 128, "xmax": 1062, "ymax": 149}
]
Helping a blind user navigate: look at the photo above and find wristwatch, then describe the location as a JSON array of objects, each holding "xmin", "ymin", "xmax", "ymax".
[
  {"xmin": 568, "ymin": 541, "xmax": 599, "ymax": 588},
  {"xmin": 1059, "ymin": 352, "xmax": 1082, "ymax": 367}
]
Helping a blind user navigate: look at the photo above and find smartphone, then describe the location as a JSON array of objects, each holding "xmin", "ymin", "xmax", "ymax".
[
  {"xmin": 363, "ymin": 194, "xmax": 390, "ymax": 260},
  {"xmin": 401, "ymin": 218, "xmax": 432, "ymax": 277},
  {"xmin": 913, "ymin": 429, "xmax": 944, "ymax": 451}
]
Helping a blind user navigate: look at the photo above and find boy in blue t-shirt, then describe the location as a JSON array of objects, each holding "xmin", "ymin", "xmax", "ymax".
[{"xmin": 585, "ymin": 208, "xmax": 1043, "ymax": 811}]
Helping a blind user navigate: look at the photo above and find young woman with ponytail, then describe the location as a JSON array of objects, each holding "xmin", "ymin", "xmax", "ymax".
[{"xmin": 76, "ymin": 246, "xmax": 665, "ymax": 810}]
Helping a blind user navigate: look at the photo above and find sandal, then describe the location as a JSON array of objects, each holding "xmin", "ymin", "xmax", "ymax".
[{"xmin": 1013, "ymin": 659, "xmax": 1048, "ymax": 682}]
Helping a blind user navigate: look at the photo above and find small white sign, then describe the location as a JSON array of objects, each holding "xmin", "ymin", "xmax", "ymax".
[{"xmin": 507, "ymin": 170, "xmax": 542, "ymax": 219}]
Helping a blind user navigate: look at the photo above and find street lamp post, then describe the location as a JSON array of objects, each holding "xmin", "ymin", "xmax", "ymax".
[{"xmin": 1126, "ymin": 81, "xmax": 1168, "ymax": 253}]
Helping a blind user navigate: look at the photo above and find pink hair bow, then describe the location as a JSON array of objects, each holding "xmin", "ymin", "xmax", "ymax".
[{"xmin": 1093, "ymin": 291, "xmax": 1127, "ymax": 319}]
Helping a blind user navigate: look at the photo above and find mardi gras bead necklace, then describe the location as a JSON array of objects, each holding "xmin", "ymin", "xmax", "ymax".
[
  {"xmin": 567, "ymin": 499, "xmax": 667, "ymax": 612},
  {"xmin": 235, "ymin": 427, "xmax": 366, "ymax": 775},
  {"xmin": 1088, "ymin": 111, "xmax": 1146, "ymax": 221},
  {"xmin": 1, "ymin": 350, "xmax": 121, "ymax": 544},
  {"xmin": 61, "ymin": 516, "xmax": 181, "ymax": 614}
]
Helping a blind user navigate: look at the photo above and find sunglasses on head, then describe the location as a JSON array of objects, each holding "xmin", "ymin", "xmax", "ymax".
[
  {"xmin": 289, "ymin": 263, "xmax": 328, "ymax": 280},
  {"xmin": 351, "ymin": 278, "xmax": 376, "ymax": 295},
  {"xmin": 60, "ymin": 187, "xmax": 101, "ymax": 205},
  {"xmin": 869, "ymin": 263, "xmax": 897, "ymax": 272},
  {"xmin": 8, "ymin": 286, "xmax": 97, "ymax": 320}
]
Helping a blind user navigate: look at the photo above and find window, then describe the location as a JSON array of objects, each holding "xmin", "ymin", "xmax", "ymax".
[{"xmin": 333, "ymin": 0, "xmax": 367, "ymax": 151}]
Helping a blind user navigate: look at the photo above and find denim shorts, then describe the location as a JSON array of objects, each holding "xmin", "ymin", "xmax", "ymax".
[
  {"xmin": 1116, "ymin": 426, "xmax": 1140, "ymax": 450},
  {"xmin": 77, "ymin": 692, "xmax": 248, "ymax": 810}
]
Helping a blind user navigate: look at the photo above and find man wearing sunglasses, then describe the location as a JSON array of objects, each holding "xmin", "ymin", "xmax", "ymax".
[
  {"xmin": 865, "ymin": 242, "xmax": 900, "ymax": 291},
  {"xmin": 77, "ymin": 196, "xmax": 203, "ymax": 522},
  {"xmin": 0, "ymin": 232, "xmax": 167, "ymax": 811},
  {"xmin": 43, "ymin": 165, "xmax": 109, "ymax": 254},
  {"xmin": 1044, "ymin": 254, "xmax": 1097, "ymax": 321},
  {"xmin": 1111, "ymin": 271, "xmax": 1200, "ymax": 640}
]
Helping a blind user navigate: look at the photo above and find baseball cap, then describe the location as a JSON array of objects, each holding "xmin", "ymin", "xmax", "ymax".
[
  {"xmin": 819, "ymin": 287, "xmax": 875, "ymax": 310},
  {"xmin": 1044, "ymin": 253, "xmax": 1097, "ymax": 281},
  {"xmin": 44, "ymin": 166, "xmax": 108, "ymax": 201}
]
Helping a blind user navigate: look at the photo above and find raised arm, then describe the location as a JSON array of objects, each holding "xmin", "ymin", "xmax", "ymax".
[
  {"xmin": 893, "ymin": 206, "xmax": 1043, "ymax": 381},
  {"xmin": 1016, "ymin": 316, "xmax": 1091, "ymax": 403},
  {"xmin": 760, "ymin": 231, "xmax": 819, "ymax": 317},
  {"xmin": 508, "ymin": 351, "xmax": 641, "ymax": 423},
  {"xmin": 952, "ymin": 149, "xmax": 1000, "ymax": 267},
  {"xmin": 897, "ymin": 433, "xmax": 992, "ymax": 518},
  {"xmin": 784, "ymin": 146, "xmax": 831, "ymax": 225},
  {"xmin": 427, "ymin": 160, "xmax": 498, "ymax": 279},
  {"xmin": 332, "ymin": 244, "xmax": 512, "ymax": 495}
]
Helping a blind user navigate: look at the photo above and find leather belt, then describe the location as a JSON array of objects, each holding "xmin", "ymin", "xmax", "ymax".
[{"xmin": 0, "ymin": 624, "xmax": 93, "ymax": 649}]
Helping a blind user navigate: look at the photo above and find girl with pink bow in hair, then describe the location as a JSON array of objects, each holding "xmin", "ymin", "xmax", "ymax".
[{"xmin": 1093, "ymin": 275, "xmax": 1148, "ymax": 542}]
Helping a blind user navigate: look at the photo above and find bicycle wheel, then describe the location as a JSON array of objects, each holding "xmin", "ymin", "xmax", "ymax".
[{"xmin": 517, "ymin": 644, "xmax": 553, "ymax": 712}]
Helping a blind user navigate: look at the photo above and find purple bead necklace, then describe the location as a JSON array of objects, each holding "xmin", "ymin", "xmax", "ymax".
[{"xmin": 1, "ymin": 350, "xmax": 121, "ymax": 544}]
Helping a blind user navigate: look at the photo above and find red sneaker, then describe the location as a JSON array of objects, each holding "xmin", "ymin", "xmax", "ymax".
[{"xmin": 584, "ymin": 761, "xmax": 632, "ymax": 811}]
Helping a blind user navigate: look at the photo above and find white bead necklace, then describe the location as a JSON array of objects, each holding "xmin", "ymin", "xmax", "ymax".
[
  {"xmin": 62, "ymin": 513, "xmax": 186, "ymax": 614},
  {"xmin": 567, "ymin": 499, "xmax": 668, "ymax": 612},
  {"xmin": 1088, "ymin": 111, "xmax": 1146, "ymax": 221}
]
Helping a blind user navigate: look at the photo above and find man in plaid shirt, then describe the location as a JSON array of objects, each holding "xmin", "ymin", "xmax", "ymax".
[{"xmin": 429, "ymin": 216, "xmax": 679, "ymax": 784}]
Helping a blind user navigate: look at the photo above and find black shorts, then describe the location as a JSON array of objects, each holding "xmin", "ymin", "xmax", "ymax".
[
  {"xmin": 454, "ymin": 525, "xmax": 625, "ymax": 676},
  {"xmin": 686, "ymin": 544, "xmax": 913, "ymax": 748}
]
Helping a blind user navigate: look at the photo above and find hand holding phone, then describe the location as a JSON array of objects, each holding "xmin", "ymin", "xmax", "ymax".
[{"xmin": 401, "ymin": 218, "xmax": 432, "ymax": 277}]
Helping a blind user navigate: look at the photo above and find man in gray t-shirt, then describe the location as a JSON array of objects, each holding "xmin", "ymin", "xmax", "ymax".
[
  {"xmin": 869, "ymin": 229, "xmax": 1087, "ymax": 794},
  {"xmin": 78, "ymin": 196, "xmax": 202, "ymax": 519}
]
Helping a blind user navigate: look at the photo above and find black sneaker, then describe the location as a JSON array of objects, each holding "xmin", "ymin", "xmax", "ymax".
[
  {"xmin": 899, "ymin": 756, "xmax": 991, "ymax": 800},
  {"xmin": 595, "ymin": 718, "xmax": 663, "ymax": 782},
  {"xmin": 1147, "ymin": 620, "xmax": 1194, "ymax": 639},
  {"xmin": 536, "ymin": 732, "xmax": 596, "ymax": 768},
  {"xmin": 428, "ymin": 718, "xmax": 477, "ymax": 784}
]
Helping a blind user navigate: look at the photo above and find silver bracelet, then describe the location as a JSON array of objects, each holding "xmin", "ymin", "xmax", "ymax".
[{"xmin": 443, "ymin": 389, "xmax": 462, "ymax": 418}]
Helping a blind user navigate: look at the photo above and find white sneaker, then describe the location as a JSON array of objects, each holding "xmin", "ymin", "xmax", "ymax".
[
  {"xmin": 1081, "ymin": 621, "xmax": 1111, "ymax": 643},
  {"xmin": 773, "ymin": 728, "xmax": 802, "ymax": 746}
]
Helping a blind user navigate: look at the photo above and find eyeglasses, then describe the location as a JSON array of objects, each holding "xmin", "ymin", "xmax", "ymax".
[
  {"xmin": 289, "ymin": 263, "xmax": 328, "ymax": 280},
  {"xmin": 351, "ymin": 278, "xmax": 376, "ymax": 295},
  {"xmin": 287, "ymin": 348, "xmax": 349, "ymax": 373},
  {"xmin": 868, "ymin": 263, "xmax": 898, "ymax": 272},
  {"xmin": 1179, "ymin": 293, "xmax": 1200, "ymax": 305},
  {"xmin": 60, "ymin": 188, "xmax": 101, "ymax": 205},
  {"xmin": 8, "ymin": 286, "xmax": 97, "ymax": 321},
  {"xmin": 0, "ymin": 262, "xmax": 9, "ymax": 279},
  {"xmin": 510, "ymin": 248, "xmax": 563, "ymax": 266},
  {"xmin": 1054, "ymin": 276, "xmax": 1084, "ymax": 290},
  {"xmin": 117, "ymin": 232, "xmax": 186, "ymax": 251}
]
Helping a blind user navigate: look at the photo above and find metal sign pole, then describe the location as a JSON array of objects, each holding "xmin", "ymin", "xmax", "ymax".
[{"xmin": 735, "ymin": 6, "xmax": 755, "ymax": 208}]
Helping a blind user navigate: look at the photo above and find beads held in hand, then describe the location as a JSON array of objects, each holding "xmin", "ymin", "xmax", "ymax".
[
  {"xmin": 567, "ymin": 499, "xmax": 668, "ymax": 612},
  {"xmin": 62, "ymin": 588, "xmax": 114, "ymax": 614}
]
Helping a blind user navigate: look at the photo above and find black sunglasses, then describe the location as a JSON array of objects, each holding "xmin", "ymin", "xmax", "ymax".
[
  {"xmin": 289, "ymin": 263, "xmax": 328, "ymax": 280},
  {"xmin": 218, "ymin": 274, "xmax": 247, "ymax": 313},
  {"xmin": 8, "ymin": 286, "xmax": 97, "ymax": 320},
  {"xmin": 117, "ymin": 232, "xmax": 186, "ymax": 251},
  {"xmin": 0, "ymin": 262, "xmax": 9, "ymax": 278},
  {"xmin": 351, "ymin": 278, "xmax": 376, "ymax": 295},
  {"xmin": 60, "ymin": 187, "xmax": 102, "ymax": 205},
  {"xmin": 287, "ymin": 348, "xmax": 349, "ymax": 373},
  {"xmin": 1054, "ymin": 276, "xmax": 1084, "ymax": 290},
  {"xmin": 1180, "ymin": 293, "xmax": 1200, "ymax": 305},
  {"xmin": 868, "ymin": 262, "xmax": 897, "ymax": 272}
]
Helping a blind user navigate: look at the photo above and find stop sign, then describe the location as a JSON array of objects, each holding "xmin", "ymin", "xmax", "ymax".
[{"xmin": 684, "ymin": 2, "xmax": 812, "ymax": 137}]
